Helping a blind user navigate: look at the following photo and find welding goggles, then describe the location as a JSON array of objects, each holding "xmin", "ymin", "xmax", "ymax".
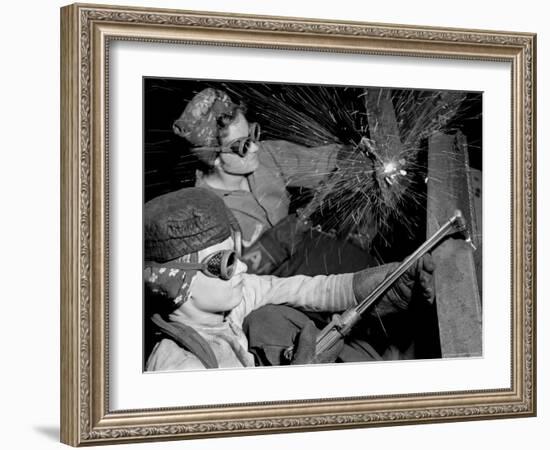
[
  {"xmin": 148, "ymin": 249, "xmax": 239, "ymax": 281},
  {"xmin": 219, "ymin": 122, "xmax": 261, "ymax": 157}
]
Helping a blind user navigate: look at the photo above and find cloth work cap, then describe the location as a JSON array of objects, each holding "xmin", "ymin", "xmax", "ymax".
[
  {"xmin": 144, "ymin": 187, "xmax": 233, "ymax": 262},
  {"xmin": 172, "ymin": 88, "xmax": 237, "ymax": 165}
]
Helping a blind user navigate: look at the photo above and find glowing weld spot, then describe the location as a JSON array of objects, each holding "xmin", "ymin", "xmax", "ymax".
[{"xmin": 384, "ymin": 162, "xmax": 396, "ymax": 174}]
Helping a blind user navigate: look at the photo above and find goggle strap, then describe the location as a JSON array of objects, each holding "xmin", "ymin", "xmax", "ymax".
[
  {"xmin": 144, "ymin": 258, "xmax": 203, "ymax": 271},
  {"xmin": 146, "ymin": 261, "xmax": 204, "ymax": 270}
]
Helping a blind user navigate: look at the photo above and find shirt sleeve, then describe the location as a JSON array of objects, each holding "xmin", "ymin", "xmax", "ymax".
[
  {"xmin": 230, "ymin": 272, "xmax": 356, "ymax": 326},
  {"xmin": 260, "ymin": 140, "xmax": 340, "ymax": 189},
  {"xmin": 145, "ymin": 339, "xmax": 206, "ymax": 372}
]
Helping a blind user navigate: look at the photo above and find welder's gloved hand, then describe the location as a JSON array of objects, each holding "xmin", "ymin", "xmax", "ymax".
[
  {"xmin": 352, "ymin": 254, "xmax": 435, "ymax": 318},
  {"xmin": 244, "ymin": 305, "xmax": 342, "ymax": 366},
  {"xmin": 389, "ymin": 254, "xmax": 435, "ymax": 307},
  {"xmin": 335, "ymin": 145, "xmax": 373, "ymax": 174},
  {"xmin": 291, "ymin": 320, "xmax": 344, "ymax": 365}
]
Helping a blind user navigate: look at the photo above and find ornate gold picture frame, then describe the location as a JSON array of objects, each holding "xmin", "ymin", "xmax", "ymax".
[{"xmin": 60, "ymin": 3, "xmax": 536, "ymax": 446}]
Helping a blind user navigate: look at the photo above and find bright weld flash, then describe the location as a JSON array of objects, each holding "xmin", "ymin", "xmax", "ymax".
[
  {"xmin": 383, "ymin": 161, "xmax": 407, "ymax": 186},
  {"xmin": 384, "ymin": 162, "xmax": 396, "ymax": 174}
]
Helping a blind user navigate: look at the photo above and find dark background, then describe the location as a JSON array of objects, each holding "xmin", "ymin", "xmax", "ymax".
[{"xmin": 144, "ymin": 78, "xmax": 482, "ymax": 201}]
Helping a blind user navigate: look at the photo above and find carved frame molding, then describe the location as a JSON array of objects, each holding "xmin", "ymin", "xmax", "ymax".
[{"xmin": 60, "ymin": 3, "xmax": 536, "ymax": 446}]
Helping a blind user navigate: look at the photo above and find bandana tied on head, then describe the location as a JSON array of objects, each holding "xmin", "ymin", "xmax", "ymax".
[
  {"xmin": 172, "ymin": 88, "xmax": 238, "ymax": 165},
  {"xmin": 144, "ymin": 255, "xmax": 197, "ymax": 309}
]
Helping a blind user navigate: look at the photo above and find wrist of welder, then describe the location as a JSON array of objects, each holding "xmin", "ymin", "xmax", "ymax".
[{"xmin": 352, "ymin": 263, "xmax": 411, "ymax": 318}]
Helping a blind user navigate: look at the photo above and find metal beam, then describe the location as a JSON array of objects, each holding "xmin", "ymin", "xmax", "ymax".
[
  {"xmin": 364, "ymin": 88, "xmax": 404, "ymax": 160},
  {"xmin": 427, "ymin": 131, "xmax": 482, "ymax": 358}
]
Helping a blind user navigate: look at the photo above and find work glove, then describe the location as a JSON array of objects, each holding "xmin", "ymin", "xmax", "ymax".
[
  {"xmin": 244, "ymin": 305, "xmax": 343, "ymax": 365},
  {"xmin": 352, "ymin": 254, "xmax": 435, "ymax": 318},
  {"xmin": 335, "ymin": 145, "xmax": 373, "ymax": 174},
  {"xmin": 290, "ymin": 320, "xmax": 344, "ymax": 365}
]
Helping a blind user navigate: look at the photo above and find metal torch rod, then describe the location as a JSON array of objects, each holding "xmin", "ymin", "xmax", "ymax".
[
  {"xmin": 354, "ymin": 210, "xmax": 464, "ymax": 316},
  {"xmin": 315, "ymin": 210, "xmax": 467, "ymax": 355}
]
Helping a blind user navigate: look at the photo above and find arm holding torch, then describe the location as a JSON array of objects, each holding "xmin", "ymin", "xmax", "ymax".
[{"xmin": 315, "ymin": 210, "xmax": 472, "ymax": 358}]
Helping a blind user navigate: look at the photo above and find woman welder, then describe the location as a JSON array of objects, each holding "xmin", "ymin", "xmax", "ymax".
[{"xmin": 173, "ymin": 87, "xmax": 373, "ymax": 278}]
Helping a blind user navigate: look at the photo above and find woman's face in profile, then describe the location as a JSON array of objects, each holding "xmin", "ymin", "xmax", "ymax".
[{"xmin": 217, "ymin": 112, "xmax": 260, "ymax": 175}]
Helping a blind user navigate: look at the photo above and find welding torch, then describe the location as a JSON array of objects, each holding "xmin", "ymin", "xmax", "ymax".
[{"xmin": 314, "ymin": 209, "xmax": 472, "ymax": 358}]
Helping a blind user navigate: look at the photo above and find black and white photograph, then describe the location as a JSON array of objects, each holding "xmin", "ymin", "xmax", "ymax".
[{"xmin": 143, "ymin": 78, "xmax": 483, "ymax": 372}]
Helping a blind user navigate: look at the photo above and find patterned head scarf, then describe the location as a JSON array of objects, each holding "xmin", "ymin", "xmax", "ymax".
[
  {"xmin": 144, "ymin": 255, "xmax": 197, "ymax": 310},
  {"xmin": 172, "ymin": 88, "xmax": 239, "ymax": 165}
]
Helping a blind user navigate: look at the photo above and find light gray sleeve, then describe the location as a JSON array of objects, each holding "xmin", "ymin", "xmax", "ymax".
[
  {"xmin": 260, "ymin": 140, "xmax": 340, "ymax": 189},
  {"xmin": 229, "ymin": 273, "xmax": 356, "ymax": 326}
]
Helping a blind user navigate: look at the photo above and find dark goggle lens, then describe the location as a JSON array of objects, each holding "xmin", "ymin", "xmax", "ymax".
[
  {"xmin": 223, "ymin": 123, "xmax": 260, "ymax": 157},
  {"xmin": 205, "ymin": 252, "xmax": 223, "ymax": 277},
  {"xmin": 229, "ymin": 139, "xmax": 250, "ymax": 156},
  {"xmin": 204, "ymin": 250, "xmax": 237, "ymax": 280}
]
